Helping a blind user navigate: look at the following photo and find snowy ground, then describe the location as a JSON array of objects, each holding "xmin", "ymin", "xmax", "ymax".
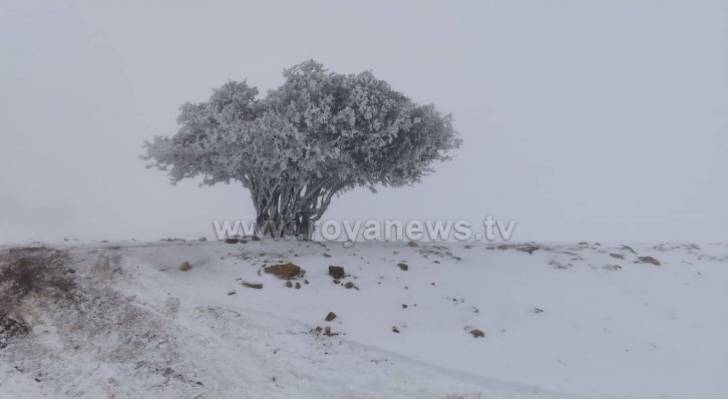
[{"xmin": 1, "ymin": 239, "xmax": 727, "ymax": 397}]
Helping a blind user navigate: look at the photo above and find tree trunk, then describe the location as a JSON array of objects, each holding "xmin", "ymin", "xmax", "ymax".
[{"xmin": 250, "ymin": 178, "xmax": 342, "ymax": 240}]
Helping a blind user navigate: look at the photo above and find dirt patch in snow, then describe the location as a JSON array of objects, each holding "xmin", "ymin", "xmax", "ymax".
[
  {"xmin": 0, "ymin": 247, "xmax": 75, "ymax": 348},
  {"xmin": 0, "ymin": 246, "xmax": 210, "ymax": 397}
]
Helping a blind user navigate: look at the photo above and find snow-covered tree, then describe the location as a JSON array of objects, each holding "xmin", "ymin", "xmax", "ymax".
[{"xmin": 143, "ymin": 60, "xmax": 460, "ymax": 238}]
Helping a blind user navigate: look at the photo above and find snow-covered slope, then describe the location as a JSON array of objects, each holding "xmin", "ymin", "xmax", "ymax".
[{"xmin": 1, "ymin": 240, "xmax": 727, "ymax": 397}]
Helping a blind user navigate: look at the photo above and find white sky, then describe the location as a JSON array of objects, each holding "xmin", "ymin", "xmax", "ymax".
[{"xmin": 1, "ymin": 0, "xmax": 728, "ymax": 243}]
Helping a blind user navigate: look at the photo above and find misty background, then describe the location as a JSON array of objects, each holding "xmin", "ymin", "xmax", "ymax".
[{"xmin": 1, "ymin": 0, "xmax": 727, "ymax": 244}]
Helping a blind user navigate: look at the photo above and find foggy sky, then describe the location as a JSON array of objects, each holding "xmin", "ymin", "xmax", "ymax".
[{"xmin": 2, "ymin": 0, "xmax": 728, "ymax": 243}]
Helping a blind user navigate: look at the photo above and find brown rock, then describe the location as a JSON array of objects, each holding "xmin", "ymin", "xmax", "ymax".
[
  {"xmin": 325, "ymin": 312, "xmax": 337, "ymax": 322},
  {"xmin": 470, "ymin": 329, "xmax": 485, "ymax": 338},
  {"xmin": 179, "ymin": 261, "xmax": 192, "ymax": 271},
  {"xmin": 329, "ymin": 265, "xmax": 345, "ymax": 279},
  {"xmin": 264, "ymin": 262, "xmax": 303, "ymax": 279}
]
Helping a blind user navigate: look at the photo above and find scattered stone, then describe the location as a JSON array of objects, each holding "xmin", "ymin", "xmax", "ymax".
[
  {"xmin": 637, "ymin": 256, "xmax": 661, "ymax": 266},
  {"xmin": 285, "ymin": 281, "xmax": 293, "ymax": 288},
  {"xmin": 397, "ymin": 262, "xmax": 409, "ymax": 271},
  {"xmin": 549, "ymin": 258, "xmax": 572, "ymax": 269},
  {"xmin": 603, "ymin": 264, "xmax": 622, "ymax": 271},
  {"xmin": 250, "ymin": 235, "xmax": 262, "ymax": 242},
  {"xmin": 621, "ymin": 245, "xmax": 638, "ymax": 254},
  {"xmin": 431, "ymin": 282, "xmax": 436, "ymax": 286},
  {"xmin": 496, "ymin": 243, "xmax": 540, "ymax": 254},
  {"xmin": 264, "ymin": 262, "xmax": 304, "ymax": 280},
  {"xmin": 578, "ymin": 241, "xmax": 589, "ymax": 246},
  {"xmin": 406, "ymin": 240, "xmax": 418, "ymax": 247},
  {"xmin": 469, "ymin": 329, "xmax": 485, "ymax": 338},
  {"xmin": 401, "ymin": 304, "xmax": 408, "ymax": 309},
  {"xmin": 241, "ymin": 281, "xmax": 263, "ymax": 289},
  {"xmin": 609, "ymin": 253, "xmax": 625, "ymax": 260},
  {"xmin": 344, "ymin": 281, "xmax": 354, "ymax": 289},
  {"xmin": 323, "ymin": 253, "xmax": 332, "ymax": 258},
  {"xmin": 323, "ymin": 326, "xmax": 336, "ymax": 336},
  {"xmin": 198, "ymin": 237, "xmax": 207, "ymax": 242},
  {"xmin": 295, "ymin": 282, "xmax": 301, "ymax": 289},
  {"xmin": 160, "ymin": 238, "xmax": 186, "ymax": 243},
  {"xmin": 328, "ymin": 265, "xmax": 345, "ymax": 279},
  {"xmin": 325, "ymin": 312, "xmax": 337, "ymax": 322},
  {"xmin": 179, "ymin": 261, "xmax": 192, "ymax": 271},
  {"xmin": 533, "ymin": 307, "xmax": 544, "ymax": 314},
  {"xmin": 227, "ymin": 290, "xmax": 237, "ymax": 295},
  {"xmin": 224, "ymin": 238, "xmax": 240, "ymax": 244},
  {"xmin": 392, "ymin": 326, "xmax": 400, "ymax": 334}
]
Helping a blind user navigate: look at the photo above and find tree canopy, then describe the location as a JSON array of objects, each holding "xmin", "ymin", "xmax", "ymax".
[{"xmin": 144, "ymin": 60, "xmax": 460, "ymax": 238}]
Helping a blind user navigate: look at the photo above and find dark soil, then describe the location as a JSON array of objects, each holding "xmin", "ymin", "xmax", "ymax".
[{"xmin": 0, "ymin": 247, "xmax": 74, "ymax": 348}]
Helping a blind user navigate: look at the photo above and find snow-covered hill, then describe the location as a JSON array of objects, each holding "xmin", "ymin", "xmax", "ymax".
[{"xmin": 1, "ymin": 239, "xmax": 727, "ymax": 397}]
